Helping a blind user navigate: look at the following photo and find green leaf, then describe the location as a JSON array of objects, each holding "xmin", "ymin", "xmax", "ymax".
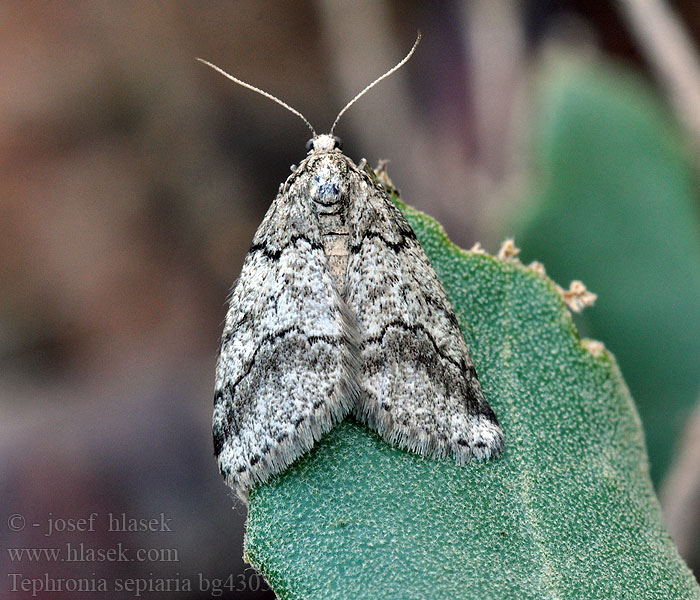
[
  {"xmin": 244, "ymin": 200, "xmax": 699, "ymax": 599},
  {"xmin": 508, "ymin": 59, "xmax": 700, "ymax": 487}
]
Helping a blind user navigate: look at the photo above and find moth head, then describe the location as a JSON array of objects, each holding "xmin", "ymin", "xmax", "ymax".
[{"xmin": 306, "ymin": 134, "xmax": 343, "ymax": 154}]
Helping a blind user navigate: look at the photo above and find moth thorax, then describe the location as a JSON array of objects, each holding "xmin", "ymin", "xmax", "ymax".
[
  {"xmin": 311, "ymin": 163, "xmax": 350, "ymax": 293},
  {"xmin": 310, "ymin": 165, "xmax": 345, "ymax": 214}
]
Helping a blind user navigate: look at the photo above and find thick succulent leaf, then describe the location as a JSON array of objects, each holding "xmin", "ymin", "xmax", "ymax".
[
  {"xmin": 243, "ymin": 200, "xmax": 699, "ymax": 599},
  {"xmin": 508, "ymin": 59, "xmax": 700, "ymax": 487}
]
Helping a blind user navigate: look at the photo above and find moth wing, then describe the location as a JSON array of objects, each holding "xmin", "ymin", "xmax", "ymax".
[
  {"xmin": 345, "ymin": 171, "xmax": 504, "ymax": 463},
  {"xmin": 214, "ymin": 186, "xmax": 358, "ymax": 500}
]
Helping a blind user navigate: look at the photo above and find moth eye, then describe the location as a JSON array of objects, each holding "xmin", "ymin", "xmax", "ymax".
[
  {"xmin": 333, "ymin": 136, "xmax": 343, "ymax": 150},
  {"xmin": 305, "ymin": 138, "xmax": 315, "ymax": 151}
]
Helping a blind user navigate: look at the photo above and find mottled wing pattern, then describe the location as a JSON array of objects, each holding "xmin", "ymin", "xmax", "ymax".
[
  {"xmin": 344, "ymin": 166, "xmax": 504, "ymax": 463},
  {"xmin": 214, "ymin": 176, "xmax": 359, "ymax": 500}
]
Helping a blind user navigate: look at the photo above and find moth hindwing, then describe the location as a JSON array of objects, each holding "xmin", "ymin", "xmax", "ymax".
[{"xmin": 214, "ymin": 134, "xmax": 503, "ymax": 501}]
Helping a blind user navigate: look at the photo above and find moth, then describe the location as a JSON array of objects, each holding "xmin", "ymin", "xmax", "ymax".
[{"xmin": 201, "ymin": 34, "xmax": 503, "ymax": 501}]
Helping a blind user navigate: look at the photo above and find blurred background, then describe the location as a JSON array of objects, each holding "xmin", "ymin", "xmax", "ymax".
[{"xmin": 2, "ymin": 1, "xmax": 700, "ymax": 597}]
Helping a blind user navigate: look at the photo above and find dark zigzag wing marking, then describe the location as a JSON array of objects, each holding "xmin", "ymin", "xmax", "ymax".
[
  {"xmin": 343, "ymin": 168, "xmax": 504, "ymax": 463},
  {"xmin": 214, "ymin": 182, "xmax": 358, "ymax": 501}
]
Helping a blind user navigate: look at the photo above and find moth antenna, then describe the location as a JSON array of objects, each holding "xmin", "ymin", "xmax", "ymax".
[
  {"xmin": 330, "ymin": 31, "xmax": 421, "ymax": 136},
  {"xmin": 196, "ymin": 58, "xmax": 316, "ymax": 136}
]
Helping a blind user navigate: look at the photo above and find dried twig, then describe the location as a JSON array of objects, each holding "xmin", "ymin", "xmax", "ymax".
[{"xmin": 618, "ymin": 0, "xmax": 700, "ymax": 163}]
